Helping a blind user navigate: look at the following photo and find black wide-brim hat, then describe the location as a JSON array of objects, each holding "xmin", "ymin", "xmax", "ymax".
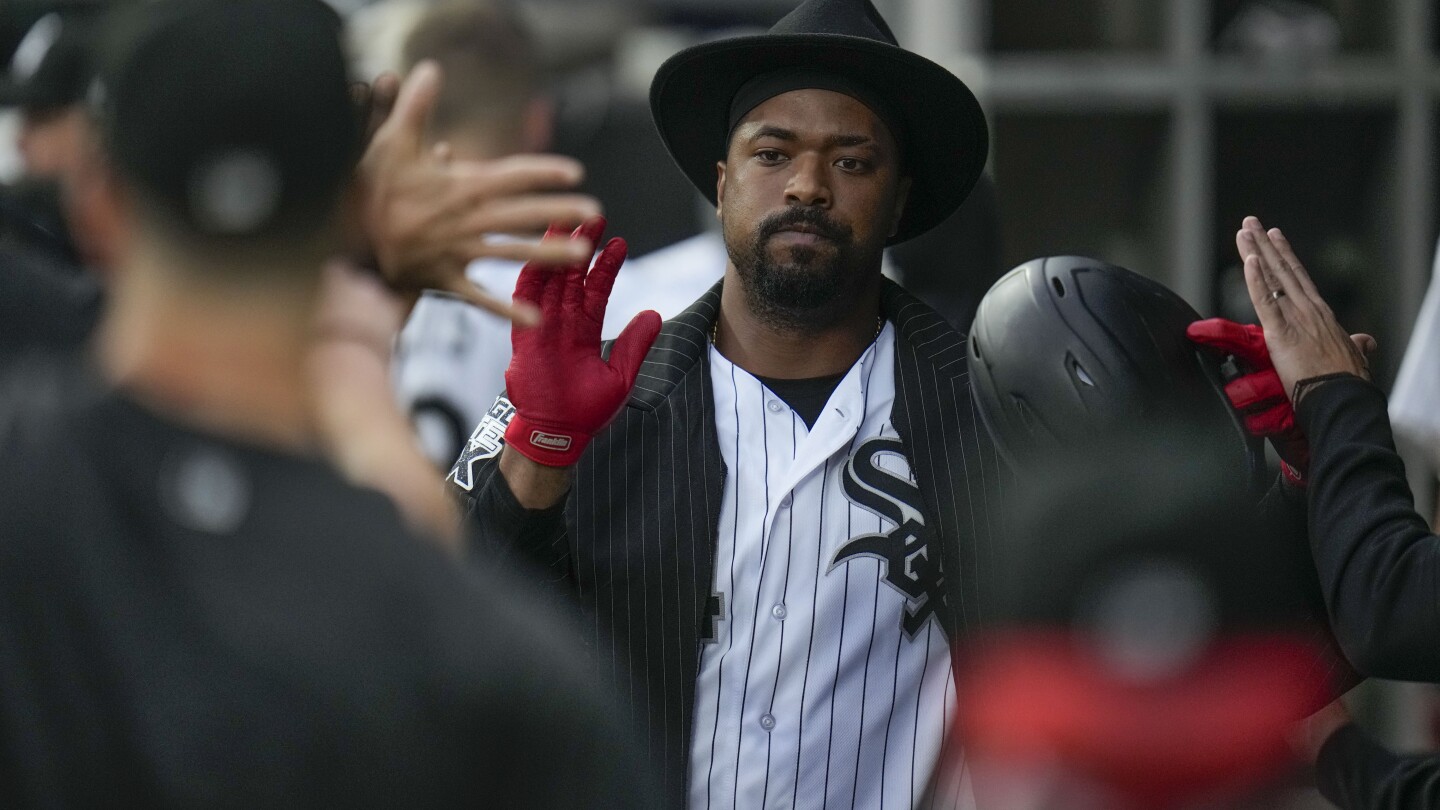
[{"xmin": 649, "ymin": 0, "xmax": 989, "ymax": 245}]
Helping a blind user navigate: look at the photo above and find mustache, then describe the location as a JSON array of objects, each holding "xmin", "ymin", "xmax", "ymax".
[{"xmin": 757, "ymin": 207, "xmax": 852, "ymax": 243}]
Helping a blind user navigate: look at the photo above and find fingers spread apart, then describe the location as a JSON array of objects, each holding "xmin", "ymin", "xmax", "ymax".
[{"xmin": 583, "ymin": 238, "xmax": 629, "ymax": 323}]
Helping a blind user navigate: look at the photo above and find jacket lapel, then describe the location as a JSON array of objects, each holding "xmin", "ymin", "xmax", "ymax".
[
  {"xmin": 626, "ymin": 282, "xmax": 722, "ymax": 411},
  {"xmin": 628, "ymin": 281, "xmax": 728, "ymax": 651},
  {"xmin": 882, "ymin": 279, "xmax": 1004, "ymax": 644}
]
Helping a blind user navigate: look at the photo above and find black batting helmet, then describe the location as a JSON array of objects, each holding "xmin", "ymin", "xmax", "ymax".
[
  {"xmin": 967, "ymin": 256, "xmax": 1266, "ymax": 492},
  {"xmin": 964, "ymin": 256, "xmax": 1359, "ymax": 727}
]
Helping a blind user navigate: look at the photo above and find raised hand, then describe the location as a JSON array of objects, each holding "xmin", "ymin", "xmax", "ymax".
[
  {"xmin": 357, "ymin": 61, "xmax": 601, "ymax": 322},
  {"xmin": 501, "ymin": 216, "xmax": 663, "ymax": 467},
  {"xmin": 1235, "ymin": 217, "xmax": 1375, "ymax": 406}
]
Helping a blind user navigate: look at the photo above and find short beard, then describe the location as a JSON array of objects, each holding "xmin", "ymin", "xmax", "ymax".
[{"xmin": 726, "ymin": 208, "xmax": 880, "ymax": 334}]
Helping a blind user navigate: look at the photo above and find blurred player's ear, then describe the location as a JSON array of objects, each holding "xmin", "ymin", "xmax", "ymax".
[
  {"xmin": 520, "ymin": 96, "xmax": 555, "ymax": 154},
  {"xmin": 714, "ymin": 161, "xmax": 727, "ymax": 221}
]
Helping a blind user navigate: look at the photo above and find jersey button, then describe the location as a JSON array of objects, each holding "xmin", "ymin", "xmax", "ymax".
[
  {"xmin": 759, "ymin": 713, "xmax": 776, "ymax": 731},
  {"xmin": 779, "ymin": 493, "xmax": 792, "ymax": 508},
  {"xmin": 771, "ymin": 604, "xmax": 787, "ymax": 621},
  {"xmin": 766, "ymin": 400, "xmax": 784, "ymax": 413}
]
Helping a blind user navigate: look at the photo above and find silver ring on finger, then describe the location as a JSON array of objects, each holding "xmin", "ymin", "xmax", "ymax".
[{"xmin": 1270, "ymin": 289, "xmax": 1286, "ymax": 302}]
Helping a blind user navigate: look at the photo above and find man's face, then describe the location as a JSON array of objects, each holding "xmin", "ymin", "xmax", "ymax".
[{"xmin": 716, "ymin": 88, "xmax": 909, "ymax": 330}]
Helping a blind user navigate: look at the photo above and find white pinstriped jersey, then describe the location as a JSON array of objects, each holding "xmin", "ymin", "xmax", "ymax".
[{"xmin": 689, "ymin": 324, "xmax": 973, "ymax": 810}]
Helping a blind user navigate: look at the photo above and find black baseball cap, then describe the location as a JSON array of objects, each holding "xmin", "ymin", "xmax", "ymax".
[
  {"xmin": 0, "ymin": 12, "xmax": 99, "ymax": 113},
  {"xmin": 96, "ymin": 0, "xmax": 361, "ymax": 240}
]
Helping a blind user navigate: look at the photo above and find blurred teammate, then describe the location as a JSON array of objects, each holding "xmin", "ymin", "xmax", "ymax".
[
  {"xmin": 391, "ymin": 0, "xmax": 722, "ymax": 465},
  {"xmin": 0, "ymin": 1, "xmax": 652, "ymax": 806},
  {"xmin": 1191, "ymin": 216, "xmax": 1440, "ymax": 808},
  {"xmin": 1, "ymin": 10, "xmax": 96, "ymax": 187},
  {"xmin": 450, "ymin": 0, "xmax": 1002, "ymax": 805},
  {"xmin": 0, "ymin": 11, "xmax": 104, "ymax": 358},
  {"xmin": 956, "ymin": 429, "xmax": 1334, "ymax": 809}
]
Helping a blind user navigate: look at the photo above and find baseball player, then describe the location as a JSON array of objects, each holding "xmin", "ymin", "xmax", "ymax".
[
  {"xmin": 449, "ymin": 0, "xmax": 1003, "ymax": 805},
  {"xmin": 388, "ymin": 0, "xmax": 725, "ymax": 465},
  {"xmin": 1204, "ymin": 217, "xmax": 1440, "ymax": 810},
  {"xmin": 0, "ymin": 0, "xmax": 655, "ymax": 805},
  {"xmin": 0, "ymin": 10, "xmax": 105, "ymax": 358},
  {"xmin": 2, "ymin": 10, "xmax": 98, "ymax": 190}
]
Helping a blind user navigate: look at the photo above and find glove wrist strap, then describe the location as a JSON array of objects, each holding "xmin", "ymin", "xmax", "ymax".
[{"xmin": 504, "ymin": 414, "xmax": 589, "ymax": 467}]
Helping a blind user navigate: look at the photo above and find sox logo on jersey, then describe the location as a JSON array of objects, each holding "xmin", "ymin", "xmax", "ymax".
[
  {"xmin": 703, "ymin": 435, "xmax": 946, "ymax": 643},
  {"xmin": 833, "ymin": 435, "xmax": 947, "ymax": 639}
]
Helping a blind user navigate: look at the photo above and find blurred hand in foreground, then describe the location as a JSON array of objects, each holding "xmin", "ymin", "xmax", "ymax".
[
  {"xmin": 309, "ymin": 260, "xmax": 460, "ymax": 552},
  {"xmin": 357, "ymin": 61, "xmax": 600, "ymax": 324},
  {"xmin": 1236, "ymin": 216, "xmax": 1375, "ymax": 406},
  {"xmin": 351, "ymin": 72, "xmax": 400, "ymax": 146}
]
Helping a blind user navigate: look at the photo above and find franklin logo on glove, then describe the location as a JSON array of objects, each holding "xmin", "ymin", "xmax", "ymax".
[{"xmin": 529, "ymin": 432, "xmax": 573, "ymax": 451}]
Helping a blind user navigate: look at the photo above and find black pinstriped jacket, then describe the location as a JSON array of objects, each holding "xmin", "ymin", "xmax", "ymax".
[{"xmin": 455, "ymin": 279, "xmax": 1005, "ymax": 804}]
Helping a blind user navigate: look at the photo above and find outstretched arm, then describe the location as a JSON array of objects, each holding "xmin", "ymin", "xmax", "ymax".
[
  {"xmin": 1237, "ymin": 216, "xmax": 1440, "ymax": 680},
  {"xmin": 448, "ymin": 217, "xmax": 661, "ymax": 572},
  {"xmin": 496, "ymin": 218, "xmax": 660, "ymax": 500},
  {"xmin": 309, "ymin": 261, "xmax": 462, "ymax": 551}
]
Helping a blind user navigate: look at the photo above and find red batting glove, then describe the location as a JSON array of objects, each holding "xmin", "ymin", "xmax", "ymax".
[
  {"xmin": 502, "ymin": 216, "xmax": 663, "ymax": 467},
  {"xmin": 1187, "ymin": 318, "xmax": 1309, "ymax": 487}
]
